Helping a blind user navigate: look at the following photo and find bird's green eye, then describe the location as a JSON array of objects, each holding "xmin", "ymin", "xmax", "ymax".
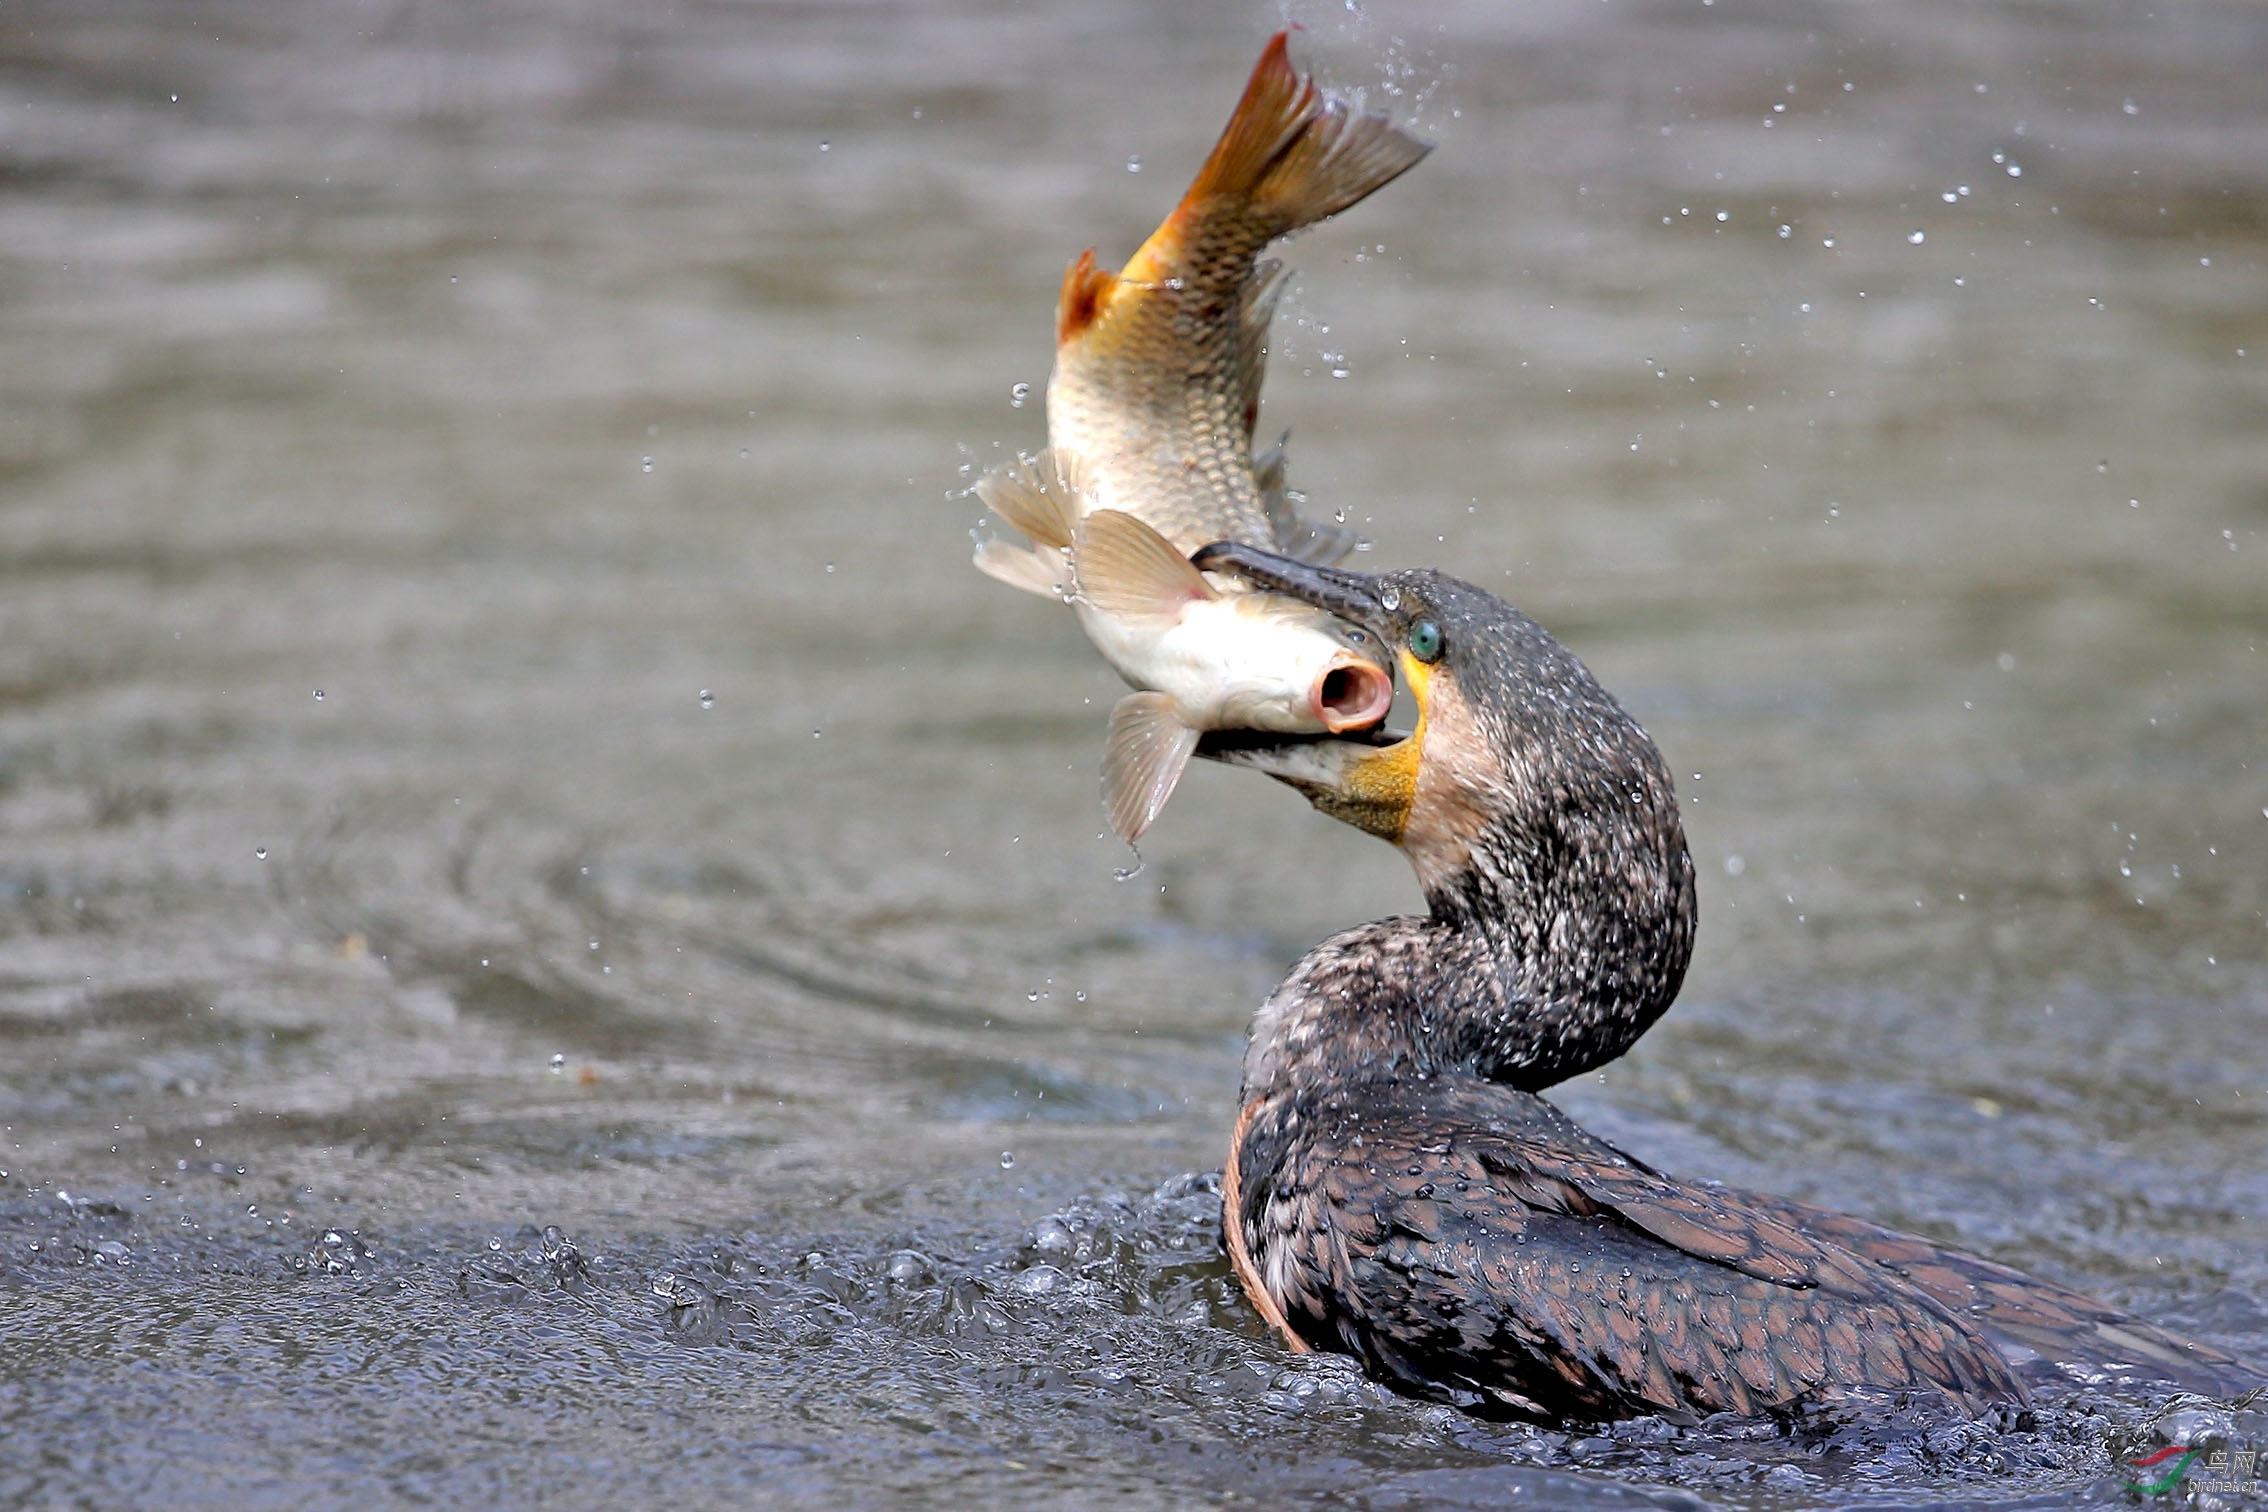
[{"xmin": 1407, "ymin": 619, "xmax": 1444, "ymax": 663}]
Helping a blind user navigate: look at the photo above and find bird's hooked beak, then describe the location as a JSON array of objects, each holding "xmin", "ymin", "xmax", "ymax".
[
  {"xmin": 1194, "ymin": 542, "xmax": 1392, "ymax": 632},
  {"xmin": 1192, "ymin": 541, "xmax": 1429, "ymax": 843}
]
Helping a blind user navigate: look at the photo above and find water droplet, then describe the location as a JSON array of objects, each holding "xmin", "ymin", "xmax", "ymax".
[
  {"xmin": 1125, "ymin": 155, "xmax": 1142, "ymax": 173},
  {"xmin": 588, "ymin": 938, "xmax": 600, "ymax": 950},
  {"xmin": 1821, "ymin": 236, "xmax": 1836, "ymax": 248},
  {"xmin": 1907, "ymin": 229, "xmax": 1926, "ymax": 244},
  {"xmin": 2006, "ymin": 162, "xmax": 2022, "ymax": 177},
  {"xmin": 1942, "ymin": 190, "xmax": 1958, "ymax": 203},
  {"xmin": 818, "ymin": 139, "xmax": 830, "ymax": 152},
  {"xmin": 640, "ymin": 456, "xmax": 654, "ymax": 473},
  {"xmin": 549, "ymin": 1053, "xmax": 566, "ymax": 1074},
  {"xmin": 1723, "ymin": 854, "xmax": 1746, "ymax": 876},
  {"xmin": 2122, "ymin": 98, "xmax": 2138, "ymax": 116},
  {"xmin": 999, "ymin": 1151, "xmax": 1016, "ymax": 1169},
  {"xmin": 698, "ymin": 688, "xmax": 715, "ymax": 710},
  {"xmin": 1714, "ymin": 210, "xmax": 1728, "ymax": 223},
  {"xmin": 823, "ymin": 562, "xmax": 836, "ymax": 574},
  {"xmin": 1009, "ymin": 381, "xmax": 1030, "ymax": 409},
  {"xmin": 253, "ymin": 847, "xmax": 267, "ymax": 860},
  {"xmin": 1379, "ymin": 585, "xmax": 1401, "ymax": 612},
  {"xmin": 1778, "ymin": 224, "xmax": 1792, "ymax": 238},
  {"xmin": 312, "ymin": 689, "xmax": 324, "ymax": 701}
]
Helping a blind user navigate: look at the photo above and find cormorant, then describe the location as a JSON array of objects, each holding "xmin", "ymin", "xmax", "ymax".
[{"xmin": 1190, "ymin": 539, "xmax": 2261, "ymax": 1421}]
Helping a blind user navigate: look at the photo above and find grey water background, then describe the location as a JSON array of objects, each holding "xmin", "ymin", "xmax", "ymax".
[{"xmin": 2, "ymin": 0, "xmax": 2265, "ymax": 1506}]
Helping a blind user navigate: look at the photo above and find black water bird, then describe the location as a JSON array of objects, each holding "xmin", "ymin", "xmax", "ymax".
[{"xmin": 1190, "ymin": 540, "xmax": 2261, "ymax": 1422}]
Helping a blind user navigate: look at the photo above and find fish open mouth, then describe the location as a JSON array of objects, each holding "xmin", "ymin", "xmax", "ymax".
[{"xmin": 1313, "ymin": 657, "xmax": 1395, "ymax": 733}]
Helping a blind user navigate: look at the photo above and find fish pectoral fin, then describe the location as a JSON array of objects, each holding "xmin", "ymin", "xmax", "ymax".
[
  {"xmin": 1254, "ymin": 431, "xmax": 1364, "ymax": 567},
  {"xmin": 1102, "ymin": 692, "xmax": 1200, "ymax": 842},
  {"xmin": 1071, "ymin": 509, "xmax": 1216, "ymax": 619},
  {"xmin": 972, "ymin": 539, "xmax": 1066, "ymax": 599},
  {"xmin": 975, "ymin": 451, "xmax": 1086, "ymax": 551}
]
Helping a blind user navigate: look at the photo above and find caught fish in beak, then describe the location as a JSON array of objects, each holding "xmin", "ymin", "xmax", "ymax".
[
  {"xmin": 1190, "ymin": 540, "xmax": 1427, "ymax": 845},
  {"xmin": 966, "ymin": 31, "xmax": 1427, "ymax": 844},
  {"xmin": 1074, "ymin": 504, "xmax": 1394, "ymax": 843}
]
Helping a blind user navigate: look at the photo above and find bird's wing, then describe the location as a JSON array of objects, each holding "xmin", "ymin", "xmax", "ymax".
[
  {"xmin": 1244, "ymin": 1079, "xmax": 2023, "ymax": 1420},
  {"xmin": 1732, "ymin": 1189, "xmax": 2267, "ymax": 1399}
]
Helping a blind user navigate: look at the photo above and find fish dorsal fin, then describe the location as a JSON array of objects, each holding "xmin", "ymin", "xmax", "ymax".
[
  {"xmin": 1253, "ymin": 430, "xmax": 1363, "ymax": 567},
  {"xmin": 1072, "ymin": 509, "xmax": 1217, "ymax": 620},
  {"xmin": 1101, "ymin": 691, "xmax": 1199, "ymax": 842},
  {"xmin": 1057, "ymin": 248, "xmax": 1122, "ymax": 345},
  {"xmin": 975, "ymin": 450, "xmax": 1087, "ymax": 551},
  {"xmin": 1177, "ymin": 32, "xmax": 1432, "ymax": 243},
  {"xmin": 1235, "ymin": 259, "xmax": 1288, "ymax": 440}
]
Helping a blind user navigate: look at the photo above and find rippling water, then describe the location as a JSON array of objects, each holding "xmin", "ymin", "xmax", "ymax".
[{"xmin": 2, "ymin": 1, "xmax": 2264, "ymax": 1507}]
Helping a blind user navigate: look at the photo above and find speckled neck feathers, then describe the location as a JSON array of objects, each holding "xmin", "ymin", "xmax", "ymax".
[{"xmin": 1243, "ymin": 580, "xmax": 1696, "ymax": 1101}]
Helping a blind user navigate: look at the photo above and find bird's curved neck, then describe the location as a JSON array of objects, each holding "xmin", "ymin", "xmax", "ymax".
[{"xmin": 1241, "ymin": 836, "xmax": 1695, "ymax": 1104}]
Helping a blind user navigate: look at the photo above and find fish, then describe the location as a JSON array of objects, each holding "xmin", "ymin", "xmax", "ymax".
[
  {"xmin": 975, "ymin": 457, "xmax": 1400, "ymax": 842},
  {"xmin": 972, "ymin": 31, "xmax": 1430, "ymax": 842}
]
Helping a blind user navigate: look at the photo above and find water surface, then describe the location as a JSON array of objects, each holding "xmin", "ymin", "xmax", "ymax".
[{"xmin": 2, "ymin": 1, "xmax": 2264, "ymax": 1507}]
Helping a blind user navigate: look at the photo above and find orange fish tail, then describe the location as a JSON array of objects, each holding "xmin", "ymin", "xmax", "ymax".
[{"xmin": 1121, "ymin": 30, "xmax": 1430, "ymax": 285}]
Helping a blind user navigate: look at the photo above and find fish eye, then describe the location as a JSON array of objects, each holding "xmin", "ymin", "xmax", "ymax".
[{"xmin": 1407, "ymin": 619, "xmax": 1444, "ymax": 663}]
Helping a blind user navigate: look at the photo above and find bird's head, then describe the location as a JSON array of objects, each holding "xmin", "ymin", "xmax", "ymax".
[{"xmin": 1192, "ymin": 542, "xmax": 1692, "ymax": 932}]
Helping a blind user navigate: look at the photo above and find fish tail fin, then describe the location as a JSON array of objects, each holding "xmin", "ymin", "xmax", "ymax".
[
  {"xmin": 1057, "ymin": 248, "xmax": 1123, "ymax": 345},
  {"xmin": 1102, "ymin": 691, "xmax": 1200, "ymax": 842},
  {"xmin": 1135, "ymin": 31, "xmax": 1431, "ymax": 280},
  {"xmin": 1254, "ymin": 430, "xmax": 1363, "ymax": 566},
  {"xmin": 1071, "ymin": 508, "xmax": 1217, "ymax": 620}
]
